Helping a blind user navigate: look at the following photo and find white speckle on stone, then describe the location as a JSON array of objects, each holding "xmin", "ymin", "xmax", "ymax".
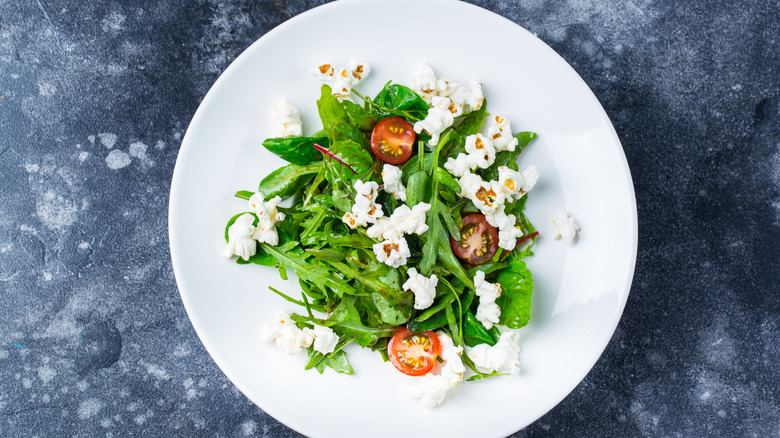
[
  {"xmin": 38, "ymin": 82, "xmax": 57, "ymax": 96},
  {"xmin": 78, "ymin": 242, "xmax": 90, "ymax": 250},
  {"xmin": 42, "ymin": 271, "xmax": 53, "ymax": 281},
  {"xmin": 0, "ymin": 350, "xmax": 8, "ymax": 359},
  {"xmin": 78, "ymin": 152, "xmax": 89, "ymax": 162},
  {"xmin": 731, "ymin": 84, "xmax": 742, "ymax": 91},
  {"xmin": 11, "ymin": 73, "xmax": 20, "ymax": 79},
  {"xmin": 20, "ymin": 224, "xmax": 37, "ymax": 234},
  {"xmin": 128, "ymin": 141, "xmax": 147, "ymax": 159},
  {"xmin": 102, "ymin": 12, "xmax": 126, "ymax": 32},
  {"xmin": 240, "ymin": 420, "xmax": 257, "ymax": 436},
  {"xmin": 76, "ymin": 380, "xmax": 89, "ymax": 392},
  {"xmin": 22, "ymin": 378, "xmax": 32, "ymax": 389},
  {"xmin": 172, "ymin": 343, "xmax": 190, "ymax": 358},
  {"xmin": 144, "ymin": 363, "xmax": 170, "ymax": 380},
  {"xmin": 173, "ymin": 131, "xmax": 181, "ymax": 140},
  {"xmin": 88, "ymin": 135, "xmax": 95, "ymax": 144},
  {"xmin": 38, "ymin": 365, "xmax": 56, "ymax": 384},
  {"xmin": 36, "ymin": 190, "xmax": 77, "ymax": 232},
  {"xmin": 78, "ymin": 398, "xmax": 103, "ymax": 420},
  {"xmin": 25, "ymin": 163, "xmax": 39, "ymax": 172},
  {"xmin": 100, "ymin": 418, "xmax": 112, "ymax": 428},
  {"xmin": 106, "ymin": 150, "xmax": 131, "ymax": 170},
  {"xmin": 98, "ymin": 133, "xmax": 118, "ymax": 149},
  {"xmin": 154, "ymin": 140, "xmax": 165, "ymax": 150},
  {"xmin": 134, "ymin": 414, "xmax": 147, "ymax": 425},
  {"xmin": 42, "ymin": 394, "xmax": 50, "ymax": 404}
]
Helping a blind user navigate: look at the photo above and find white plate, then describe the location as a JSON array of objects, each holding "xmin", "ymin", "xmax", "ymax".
[{"xmin": 169, "ymin": 0, "xmax": 637, "ymax": 436}]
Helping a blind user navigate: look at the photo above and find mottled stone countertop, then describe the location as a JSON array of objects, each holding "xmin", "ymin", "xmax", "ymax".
[{"xmin": 1, "ymin": 0, "xmax": 778, "ymax": 436}]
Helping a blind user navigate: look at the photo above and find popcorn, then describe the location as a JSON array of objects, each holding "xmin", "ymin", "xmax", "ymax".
[
  {"xmin": 222, "ymin": 213, "xmax": 257, "ymax": 261},
  {"xmin": 401, "ymin": 331, "xmax": 465, "ymax": 407},
  {"xmin": 341, "ymin": 180, "xmax": 384, "ymax": 228},
  {"xmin": 474, "ymin": 270, "xmax": 502, "ymax": 329},
  {"xmin": 269, "ymin": 98, "xmax": 303, "ymax": 138},
  {"xmin": 403, "ymin": 268, "xmax": 439, "ymax": 310},
  {"xmin": 464, "ymin": 134, "xmax": 496, "ymax": 169},
  {"xmin": 248, "ymin": 193, "xmax": 286, "ymax": 246},
  {"xmin": 414, "ymin": 96, "xmax": 455, "ymax": 146},
  {"xmin": 552, "ymin": 211, "xmax": 580, "ymax": 244},
  {"xmin": 366, "ymin": 202, "xmax": 430, "ymax": 241},
  {"xmin": 312, "ymin": 61, "xmax": 371, "ymax": 100},
  {"xmin": 467, "ymin": 331, "xmax": 521, "ymax": 375},
  {"xmin": 484, "ymin": 114, "xmax": 519, "ymax": 152},
  {"xmin": 373, "ymin": 237, "xmax": 411, "ymax": 268},
  {"xmin": 382, "ymin": 163, "xmax": 406, "ymax": 202}
]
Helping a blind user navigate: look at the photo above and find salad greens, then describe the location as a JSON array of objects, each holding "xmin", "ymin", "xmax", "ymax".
[{"xmin": 224, "ymin": 80, "xmax": 537, "ymax": 378}]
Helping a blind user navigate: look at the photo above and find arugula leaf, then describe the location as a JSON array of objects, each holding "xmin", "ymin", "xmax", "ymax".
[
  {"xmin": 257, "ymin": 161, "xmax": 322, "ymax": 199},
  {"xmin": 262, "ymin": 135, "xmax": 327, "ymax": 166},
  {"xmin": 308, "ymin": 349, "xmax": 354, "ymax": 374},
  {"xmin": 496, "ymin": 256, "xmax": 534, "ymax": 329},
  {"xmin": 261, "ymin": 242, "xmax": 357, "ymax": 298},
  {"xmin": 482, "ymin": 131, "xmax": 538, "ymax": 181},
  {"xmin": 326, "ymin": 296, "xmax": 396, "ymax": 347}
]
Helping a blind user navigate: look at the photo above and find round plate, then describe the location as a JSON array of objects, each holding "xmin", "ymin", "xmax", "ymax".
[{"xmin": 169, "ymin": 0, "xmax": 638, "ymax": 436}]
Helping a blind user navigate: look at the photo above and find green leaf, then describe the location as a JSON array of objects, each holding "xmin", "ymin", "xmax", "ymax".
[
  {"xmin": 405, "ymin": 170, "xmax": 431, "ymax": 207},
  {"xmin": 261, "ymin": 243, "xmax": 357, "ymax": 298},
  {"xmin": 435, "ymin": 166, "xmax": 461, "ymax": 194},
  {"xmin": 331, "ymin": 122, "xmax": 370, "ymax": 149},
  {"xmin": 455, "ymin": 99, "xmax": 487, "ymax": 137},
  {"xmin": 326, "ymin": 297, "xmax": 397, "ymax": 347},
  {"xmin": 257, "ymin": 162, "xmax": 322, "ymax": 199},
  {"xmin": 462, "ymin": 310, "xmax": 500, "ymax": 347},
  {"xmin": 261, "ymin": 136, "xmax": 327, "ymax": 166},
  {"xmin": 343, "ymin": 100, "xmax": 378, "ymax": 131},
  {"xmin": 310, "ymin": 349, "xmax": 354, "ymax": 374},
  {"xmin": 373, "ymin": 83, "xmax": 429, "ymax": 113},
  {"xmin": 481, "ymin": 131, "xmax": 537, "ymax": 181},
  {"xmin": 317, "ymin": 85, "xmax": 350, "ymax": 138},
  {"xmin": 496, "ymin": 257, "xmax": 534, "ymax": 329},
  {"xmin": 322, "ymin": 140, "xmax": 375, "ymax": 186}
]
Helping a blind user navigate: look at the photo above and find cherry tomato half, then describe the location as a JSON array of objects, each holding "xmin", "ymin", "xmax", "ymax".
[
  {"xmin": 387, "ymin": 328, "xmax": 441, "ymax": 376},
  {"xmin": 450, "ymin": 214, "xmax": 499, "ymax": 265},
  {"xmin": 370, "ymin": 117, "xmax": 415, "ymax": 164}
]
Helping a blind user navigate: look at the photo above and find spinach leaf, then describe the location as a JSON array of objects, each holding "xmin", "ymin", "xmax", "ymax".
[
  {"xmin": 462, "ymin": 310, "xmax": 500, "ymax": 347},
  {"xmin": 343, "ymin": 100, "xmax": 378, "ymax": 131},
  {"xmin": 262, "ymin": 135, "xmax": 327, "ymax": 166},
  {"xmin": 373, "ymin": 83, "xmax": 429, "ymax": 112},
  {"xmin": 496, "ymin": 256, "xmax": 534, "ymax": 329},
  {"xmin": 317, "ymin": 85, "xmax": 349, "ymax": 138},
  {"xmin": 455, "ymin": 99, "xmax": 487, "ymax": 137},
  {"xmin": 257, "ymin": 161, "xmax": 322, "ymax": 199}
]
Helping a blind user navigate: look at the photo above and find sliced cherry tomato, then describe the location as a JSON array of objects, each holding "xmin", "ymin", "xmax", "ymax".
[
  {"xmin": 450, "ymin": 214, "xmax": 499, "ymax": 265},
  {"xmin": 387, "ymin": 328, "xmax": 441, "ymax": 376},
  {"xmin": 370, "ymin": 117, "xmax": 415, "ymax": 164}
]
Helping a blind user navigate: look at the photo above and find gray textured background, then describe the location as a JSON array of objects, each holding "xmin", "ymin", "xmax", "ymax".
[{"xmin": 1, "ymin": 0, "xmax": 779, "ymax": 436}]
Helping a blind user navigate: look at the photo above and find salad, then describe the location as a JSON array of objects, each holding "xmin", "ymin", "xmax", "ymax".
[{"xmin": 222, "ymin": 62, "xmax": 541, "ymax": 407}]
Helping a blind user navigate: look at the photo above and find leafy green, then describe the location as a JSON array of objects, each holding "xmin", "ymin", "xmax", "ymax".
[
  {"xmin": 462, "ymin": 310, "xmax": 500, "ymax": 347},
  {"xmin": 262, "ymin": 135, "xmax": 327, "ymax": 166},
  {"xmin": 257, "ymin": 162, "xmax": 322, "ymax": 199},
  {"xmin": 496, "ymin": 256, "xmax": 534, "ymax": 329},
  {"xmin": 317, "ymin": 85, "xmax": 350, "ymax": 139}
]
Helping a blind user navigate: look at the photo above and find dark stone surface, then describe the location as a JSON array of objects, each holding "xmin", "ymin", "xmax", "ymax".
[{"xmin": 1, "ymin": 0, "xmax": 777, "ymax": 436}]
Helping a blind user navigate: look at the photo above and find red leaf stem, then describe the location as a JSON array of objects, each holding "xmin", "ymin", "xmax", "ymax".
[{"xmin": 313, "ymin": 143, "xmax": 357, "ymax": 174}]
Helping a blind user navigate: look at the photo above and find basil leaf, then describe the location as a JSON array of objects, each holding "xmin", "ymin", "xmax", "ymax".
[
  {"xmin": 262, "ymin": 136, "xmax": 327, "ymax": 166},
  {"xmin": 496, "ymin": 256, "xmax": 534, "ymax": 329}
]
